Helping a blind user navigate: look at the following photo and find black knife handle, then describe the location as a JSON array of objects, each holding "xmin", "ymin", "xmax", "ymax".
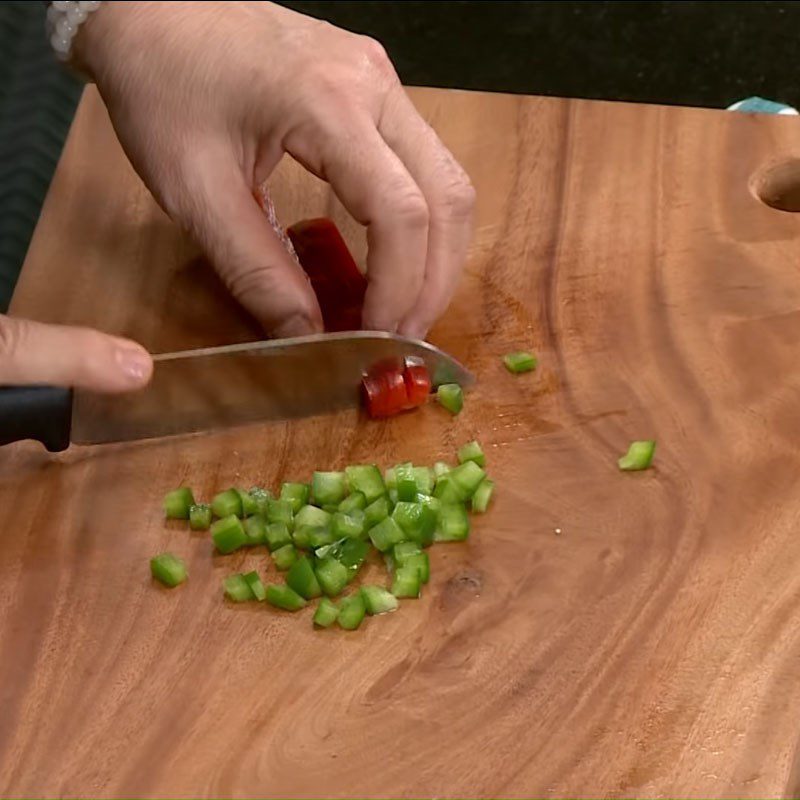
[{"xmin": 0, "ymin": 385, "xmax": 73, "ymax": 452}]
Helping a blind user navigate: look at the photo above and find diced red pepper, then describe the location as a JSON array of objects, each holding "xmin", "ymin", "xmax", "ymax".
[
  {"xmin": 286, "ymin": 218, "xmax": 368, "ymax": 332},
  {"xmin": 403, "ymin": 361, "xmax": 432, "ymax": 407}
]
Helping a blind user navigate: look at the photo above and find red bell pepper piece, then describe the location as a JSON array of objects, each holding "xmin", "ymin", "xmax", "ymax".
[
  {"xmin": 403, "ymin": 360, "xmax": 432, "ymax": 407},
  {"xmin": 361, "ymin": 358, "xmax": 432, "ymax": 419},
  {"xmin": 286, "ymin": 218, "xmax": 367, "ymax": 332}
]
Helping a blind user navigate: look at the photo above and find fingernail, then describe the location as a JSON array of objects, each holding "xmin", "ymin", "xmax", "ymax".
[
  {"xmin": 115, "ymin": 346, "xmax": 152, "ymax": 386},
  {"xmin": 399, "ymin": 321, "xmax": 428, "ymax": 341}
]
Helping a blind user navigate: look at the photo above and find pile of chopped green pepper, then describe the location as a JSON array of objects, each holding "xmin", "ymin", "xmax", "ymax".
[{"xmin": 153, "ymin": 442, "xmax": 496, "ymax": 630}]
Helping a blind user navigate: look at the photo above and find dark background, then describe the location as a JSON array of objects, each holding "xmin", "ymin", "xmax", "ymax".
[{"xmin": 2, "ymin": 0, "xmax": 800, "ymax": 308}]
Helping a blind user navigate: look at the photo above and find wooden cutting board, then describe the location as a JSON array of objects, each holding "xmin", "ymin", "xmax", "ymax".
[{"xmin": 2, "ymin": 84, "xmax": 800, "ymax": 799}]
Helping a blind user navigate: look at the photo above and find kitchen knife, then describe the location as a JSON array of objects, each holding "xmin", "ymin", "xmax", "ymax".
[{"xmin": 0, "ymin": 331, "xmax": 474, "ymax": 451}]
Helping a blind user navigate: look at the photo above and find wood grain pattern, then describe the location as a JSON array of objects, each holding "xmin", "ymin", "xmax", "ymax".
[{"xmin": 3, "ymin": 85, "xmax": 800, "ymax": 798}]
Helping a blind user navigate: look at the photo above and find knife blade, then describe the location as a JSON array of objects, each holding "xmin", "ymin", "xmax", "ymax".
[{"xmin": 70, "ymin": 331, "xmax": 474, "ymax": 445}]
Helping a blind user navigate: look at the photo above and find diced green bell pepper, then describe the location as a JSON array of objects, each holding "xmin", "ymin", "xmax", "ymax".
[
  {"xmin": 433, "ymin": 461, "xmax": 452, "ymax": 479},
  {"xmin": 280, "ymin": 482, "xmax": 310, "ymax": 513},
  {"xmin": 266, "ymin": 499, "xmax": 294, "ymax": 528},
  {"xmin": 361, "ymin": 585, "xmax": 399, "ymax": 615},
  {"xmin": 248, "ymin": 486, "xmax": 272, "ymax": 515},
  {"xmin": 211, "ymin": 488, "xmax": 242, "ymax": 519},
  {"xmin": 236, "ymin": 488, "xmax": 259, "ymax": 517},
  {"xmin": 392, "ymin": 501, "xmax": 436, "ymax": 547},
  {"xmin": 384, "ymin": 467, "xmax": 396, "ymax": 490},
  {"xmin": 331, "ymin": 510, "xmax": 365, "ymax": 540},
  {"xmin": 271, "ymin": 543, "xmax": 298, "ymax": 570},
  {"xmin": 243, "ymin": 570, "xmax": 267, "ymax": 601},
  {"xmin": 392, "ymin": 564, "xmax": 421, "ymax": 598},
  {"xmin": 435, "ymin": 503, "xmax": 471, "ymax": 542},
  {"xmin": 189, "ymin": 503, "xmax": 212, "ymax": 530},
  {"xmin": 150, "ymin": 552, "xmax": 187, "ymax": 587},
  {"xmin": 345, "ymin": 464, "xmax": 386, "ymax": 504},
  {"xmin": 413, "ymin": 466, "xmax": 435, "ymax": 496},
  {"xmin": 313, "ymin": 597, "xmax": 339, "ymax": 628},
  {"xmin": 312, "ymin": 471, "xmax": 347, "ymax": 506},
  {"xmin": 339, "ymin": 491, "xmax": 367, "ymax": 514},
  {"xmin": 394, "ymin": 462, "xmax": 417, "ymax": 502},
  {"xmin": 295, "ymin": 504, "xmax": 332, "ymax": 530},
  {"xmin": 265, "ymin": 583, "xmax": 307, "ymax": 611},
  {"xmin": 458, "ymin": 440, "xmax": 486, "ymax": 468},
  {"xmin": 471, "ymin": 479, "xmax": 495, "ymax": 513},
  {"xmin": 364, "ymin": 496, "xmax": 392, "ymax": 530},
  {"xmin": 503, "ymin": 351, "xmax": 537, "ymax": 374},
  {"xmin": 338, "ymin": 593, "xmax": 366, "ymax": 630},
  {"xmin": 436, "ymin": 383, "xmax": 463, "ymax": 415},
  {"xmin": 265, "ymin": 521, "xmax": 293, "ymax": 551},
  {"xmin": 618, "ymin": 440, "xmax": 656, "ymax": 471},
  {"xmin": 224, "ymin": 574, "xmax": 253, "ymax": 602},
  {"xmin": 286, "ymin": 556, "xmax": 322, "ymax": 599},
  {"xmin": 448, "ymin": 461, "xmax": 486, "ymax": 499},
  {"xmin": 211, "ymin": 515, "xmax": 248, "ymax": 554},
  {"xmin": 433, "ymin": 474, "xmax": 465, "ymax": 504},
  {"xmin": 163, "ymin": 487, "xmax": 195, "ymax": 520},
  {"xmin": 315, "ymin": 556, "xmax": 350, "ymax": 597},
  {"xmin": 244, "ymin": 514, "xmax": 268, "ymax": 545},
  {"xmin": 307, "ymin": 526, "xmax": 334, "ymax": 548},
  {"xmin": 369, "ymin": 516, "xmax": 406, "ymax": 552}
]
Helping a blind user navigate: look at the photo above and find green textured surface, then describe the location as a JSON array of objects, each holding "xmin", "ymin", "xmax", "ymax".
[{"xmin": 0, "ymin": 2, "xmax": 81, "ymax": 312}]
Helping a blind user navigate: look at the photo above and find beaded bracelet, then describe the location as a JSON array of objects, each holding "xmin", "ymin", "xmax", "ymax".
[{"xmin": 46, "ymin": 1, "xmax": 103, "ymax": 62}]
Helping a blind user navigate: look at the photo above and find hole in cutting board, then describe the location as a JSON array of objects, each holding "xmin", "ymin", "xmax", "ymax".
[{"xmin": 752, "ymin": 158, "xmax": 800, "ymax": 212}]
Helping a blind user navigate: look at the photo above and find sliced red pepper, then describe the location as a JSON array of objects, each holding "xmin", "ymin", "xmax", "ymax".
[
  {"xmin": 361, "ymin": 358, "xmax": 432, "ymax": 418},
  {"xmin": 286, "ymin": 218, "xmax": 367, "ymax": 332},
  {"xmin": 403, "ymin": 361, "xmax": 432, "ymax": 407}
]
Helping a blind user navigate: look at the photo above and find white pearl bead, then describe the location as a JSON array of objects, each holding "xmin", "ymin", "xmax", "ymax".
[
  {"xmin": 52, "ymin": 1, "xmax": 71, "ymax": 11},
  {"xmin": 50, "ymin": 32, "xmax": 71, "ymax": 54},
  {"xmin": 55, "ymin": 16, "xmax": 77, "ymax": 39},
  {"xmin": 79, "ymin": 0, "xmax": 102, "ymax": 9},
  {"xmin": 66, "ymin": 5, "xmax": 88, "ymax": 25}
]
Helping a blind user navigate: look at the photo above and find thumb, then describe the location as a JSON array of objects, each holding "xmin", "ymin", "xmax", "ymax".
[
  {"xmin": 0, "ymin": 315, "xmax": 152, "ymax": 393},
  {"xmin": 181, "ymin": 156, "xmax": 323, "ymax": 339}
]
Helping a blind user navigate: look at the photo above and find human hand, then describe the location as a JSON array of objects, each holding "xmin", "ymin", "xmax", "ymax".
[{"xmin": 74, "ymin": 1, "xmax": 475, "ymax": 340}]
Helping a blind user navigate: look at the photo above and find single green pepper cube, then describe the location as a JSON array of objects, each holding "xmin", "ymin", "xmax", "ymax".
[
  {"xmin": 448, "ymin": 461, "xmax": 486, "ymax": 499},
  {"xmin": 384, "ymin": 467, "xmax": 397, "ymax": 490},
  {"xmin": 286, "ymin": 556, "xmax": 322, "ymax": 599},
  {"xmin": 189, "ymin": 503, "xmax": 212, "ymax": 531},
  {"xmin": 211, "ymin": 515, "xmax": 248, "ymax": 554},
  {"xmin": 338, "ymin": 491, "xmax": 367, "ymax": 514},
  {"xmin": 394, "ymin": 462, "xmax": 417, "ymax": 502},
  {"xmin": 150, "ymin": 553, "xmax": 187, "ymax": 587},
  {"xmin": 344, "ymin": 464, "xmax": 386, "ymax": 504},
  {"xmin": 292, "ymin": 525, "xmax": 314, "ymax": 549},
  {"xmin": 211, "ymin": 488, "xmax": 243, "ymax": 519},
  {"xmin": 295, "ymin": 504, "xmax": 332, "ymax": 530},
  {"xmin": 223, "ymin": 574, "xmax": 253, "ymax": 602},
  {"xmin": 308, "ymin": 526, "xmax": 334, "ymax": 548},
  {"xmin": 236, "ymin": 488, "xmax": 259, "ymax": 517},
  {"xmin": 413, "ymin": 466, "xmax": 435, "ymax": 496},
  {"xmin": 471, "ymin": 479, "xmax": 495, "ymax": 513},
  {"xmin": 361, "ymin": 585, "xmax": 399, "ymax": 615},
  {"xmin": 163, "ymin": 487, "xmax": 195, "ymax": 520},
  {"xmin": 435, "ymin": 504, "xmax": 470, "ymax": 542},
  {"xmin": 436, "ymin": 383, "xmax": 463, "ymax": 415},
  {"xmin": 392, "ymin": 564, "xmax": 421, "ymax": 598},
  {"xmin": 392, "ymin": 501, "xmax": 436, "ymax": 547},
  {"xmin": 315, "ymin": 557, "xmax": 350, "ymax": 597},
  {"xmin": 265, "ymin": 521, "xmax": 293, "ymax": 552},
  {"xmin": 618, "ymin": 440, "xmax": 656, "ymax": 471},
  {"xmin": 331, "ymin": 510, "xmax": 365, "ymax": 540},
  {"xmin": 313, "ymin": 597, "xmax": 340, "ymax": 628},
  {"xmin": 338, "ymin": 593, "xmax": 367, "ymax": 630},
  {"xmin": 417, "ymin": 493, "xmax": 442, "ymax": 521},
  {"xmin": 280, "ymin": 482, "xmax": 310, "ymax": 513},
  {"xmin": 265, "ymin": 583, "xmax": 307, "ymax": 611},
  {"xmin": 404, "ymin": 552, "xmax": 430, "ymax": 584},
  {"xmin": 244, "ymin": 514, "xmax": 268, "ymax": 545},
  {"xmin": 393, "ymin": 541, "xmax": 422, "ymax": 562},
  {"xmin": 503, "ymin": 351, "xmax": 537, "ymax": 374},
  {"xmin": 433, "ymin": 474, "xmax": 466, "ymax": 504},
  {"xmin": 457, "ymin": 440, "xmax": 486, "ymax": 468},
  {"xmin": 369, "ymin": 516, "xmax": 406, "ymax": 552},
  {"xmin": 266, "ymin": 499, "xmax": 294, "ymax": 528},
  {"xmin": 271, "ymin": 543, "xmax": 298, "ymax": 571},
  {"xmin": 248, "ymin": 486, "xmax": 273, "ymax": 515},
  {"xmin": 364, "ymin": 496, "xmax": 392, "ymax": 530},
  {"xmin": 243, "ymin": 570, "xmax": 267, "ymax": 601},
  {"xmin": 337, "ymin": 538, "xmax": 369, "ymax": 578},
  {"xmin": 312, "ymin": 471, "xmax": 347, "ymax": 506}
]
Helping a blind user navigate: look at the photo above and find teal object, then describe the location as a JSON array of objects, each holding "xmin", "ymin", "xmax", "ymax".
[{"xmin": 727, "ymin": 96, "xmax": 799, "ymax": 116}]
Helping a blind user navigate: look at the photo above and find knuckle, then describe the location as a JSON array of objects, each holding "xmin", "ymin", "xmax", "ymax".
[
  {"xmin": 0, "ymin": 315, "xmax": 21, "ymax": 361},
  {"xmin": 440, "ymin": 171, "xmax": 476, "ymax": 219},
  {"xmin": 391, "ymin": 189, "xmax": 430, "ymax": 229},
  {"xmin": 359, "ymin": 36, "xmax": 395, "ymax": 79}
]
